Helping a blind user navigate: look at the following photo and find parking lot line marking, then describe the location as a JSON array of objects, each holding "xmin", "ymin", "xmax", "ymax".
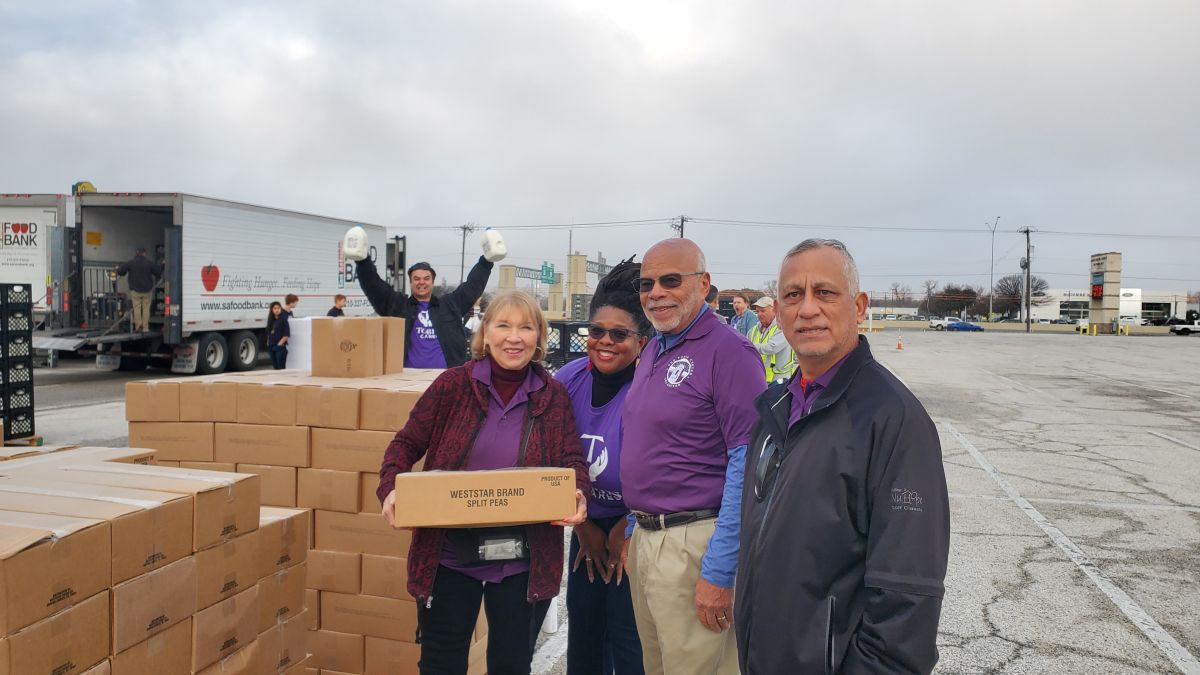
[
  {"xmin": 945, "ymin": 422, "xmax": 1200, "ymax": 674},
  {"xmin": 950, "ymin": 492, "xmax": 1200, "ymax": 514},
  {"xmin": 532, "ymin": 616, "xmax": 569, "ymax": 674},
  {"xmin": 1149, "ymin": 431, "xmax": 1200, "ymax": 454},
  {"xmin": 1088, "ymin": 373, "xmax": 1193, "ymax": 399}
]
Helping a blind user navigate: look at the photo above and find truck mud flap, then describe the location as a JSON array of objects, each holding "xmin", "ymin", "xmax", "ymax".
[{"xmin": 171, "ymin": 340, "xmax": 200, "ymax": 374}]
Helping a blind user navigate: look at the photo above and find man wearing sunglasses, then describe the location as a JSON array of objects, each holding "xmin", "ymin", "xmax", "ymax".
[
  {"xmin": 734, "ymin": 239, "xmax": 949, "ymax": 674},
  {"xmin": 619, "ymin": 238, "xmax": 765, "ymax": 675}
]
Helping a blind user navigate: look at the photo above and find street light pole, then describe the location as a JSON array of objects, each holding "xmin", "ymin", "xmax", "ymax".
[{"xmin": 986, "ymin": 216, "xmax": 999, "ymax": 320}]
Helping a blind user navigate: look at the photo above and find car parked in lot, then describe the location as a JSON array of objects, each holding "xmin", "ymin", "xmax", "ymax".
[
  {"xmin": 1169, "ymin": 320, "xmax": 1200, "ymax": 336},
  {"xmin": 946, "ymin": 320, "xmax": 984, "ymax": 332}
]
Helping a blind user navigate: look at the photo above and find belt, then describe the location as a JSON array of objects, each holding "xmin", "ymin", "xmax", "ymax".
[{"xmin": 633, "ymin": 508, "xmax": 719, "ymax": 531}]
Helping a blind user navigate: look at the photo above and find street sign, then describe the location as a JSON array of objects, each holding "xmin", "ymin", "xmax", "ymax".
[{"xmin": 541, "ymin": 262, "xmax": 555, "ymax": 285}]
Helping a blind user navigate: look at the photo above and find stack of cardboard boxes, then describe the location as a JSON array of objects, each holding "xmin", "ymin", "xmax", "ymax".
[
  {"xmin": 0, "ymin": 446, "xmax": 311, "ymax": 674},
  {"xmin": 126, "ymin": 317, "xmax": 488, "ymax": 674}
]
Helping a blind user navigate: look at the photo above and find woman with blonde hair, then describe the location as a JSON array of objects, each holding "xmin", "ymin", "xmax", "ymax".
[{"xmin": 378, "ymin": 289, "xmax": 589, "ymax": 675}]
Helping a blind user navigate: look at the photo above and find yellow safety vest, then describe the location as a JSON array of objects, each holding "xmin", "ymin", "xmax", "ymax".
[{"xmin": 749, "ymin": 322, "xmax": 796, "ymax": 383}]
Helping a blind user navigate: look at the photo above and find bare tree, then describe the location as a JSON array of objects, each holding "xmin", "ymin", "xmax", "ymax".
[
  {"xmin": 763, "ymin": 279, "xmax": 778, "ymax": 298},
  {"xmin": 992, "ymin": 274, "xmax": 1050, "ymax": 316},
  {"xmin": 921, "ymin": 280, "xmax": 939, "ymax": 315},
  {"xmin": 899, "ymin": 284, "xmax": 913, "ymax": 301}
]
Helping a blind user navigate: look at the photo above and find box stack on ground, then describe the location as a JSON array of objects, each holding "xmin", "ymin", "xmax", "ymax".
[
  {"xmin": 126, "ymin": 317, "xmax": 488, "ymax": 674},
  {"xmin": 0, "ymin": 283, "xmax": 35, "ymax": 443},
  {"xmin": 0, "ymin": 445, "xmax": 310, "ymax": 674}
]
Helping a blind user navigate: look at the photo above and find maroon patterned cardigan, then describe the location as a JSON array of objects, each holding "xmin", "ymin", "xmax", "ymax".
[{"xmin": 377, "ymin": 361, "xmax": 590, "ymax": 605}]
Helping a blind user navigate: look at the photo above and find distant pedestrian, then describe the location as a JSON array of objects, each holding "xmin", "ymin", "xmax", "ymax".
[
  {"xmin": 735, "ymin": 239, "xmax": 949, "ymax": 674},
  {"xmin": 327, "ymin": 294, "xmax": 347, "ymax": 317},
  {"xmin": 268, "ymin": 294, "xmax": 297, "ymax": 369},
  {"xmin": 729, "ymin": 293, "xmax": 754, "ymax": 336},
  {"xmin": 706, "ymin": 286, "xmax": 729, "ymax": 324},
  {"xmin": 747, "ymin": 296, "xmax": 796, "ymax": 384},
  {"xmin": 115, "ymin": 247, "xmax": 160, "ymax": 332}
]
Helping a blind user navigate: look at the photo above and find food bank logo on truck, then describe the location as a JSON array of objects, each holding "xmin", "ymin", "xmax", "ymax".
[{"xmin": 2, "ymin": 221, "xmax": 38, "ymax": 246}]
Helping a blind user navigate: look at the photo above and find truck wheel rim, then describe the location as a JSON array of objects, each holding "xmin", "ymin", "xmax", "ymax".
[{"xmin": 207, "ymin": 341, "xmax": 224, "ymax": 368}]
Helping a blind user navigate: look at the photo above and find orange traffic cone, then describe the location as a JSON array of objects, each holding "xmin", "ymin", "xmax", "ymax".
[{"xmin": 896, "ymin": 333, "xmax": 904, "ymax": 350}]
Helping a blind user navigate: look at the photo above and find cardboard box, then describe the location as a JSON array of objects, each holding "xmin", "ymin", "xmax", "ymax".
[
  {"xmin": 360, "ymin": 554, "xmax": 407, "ymax": 600},
  {"xmin": 157, "ymin": 461, "xmax": 181, "ymax": 467},
  {"xmin": 259, "ymin": 507, "xmax": 310, "ymax": 578},
  {"xmin": 45, "ymin": 464, "xmax": 260, "ymax": 551},
  {"xmin": 359, "ymin": 473, "xmax": 378, "ymax": 513},
  {"xmin": 0, "ymin": 477, "xmax": 192, "ymax": 584},
  {"xmin": 311, "ymin": 428, "xmax": 396, "ymax": 473},
  {"xmin": 180, "ymin": 380, "xmax": 239, "ymax": 423},
  {"xmin": 391, "ymin": 468, "xmax": 577, "ymax": 528},
  {"xmin": 258, "ymin": 562, "xmax": 307, "ymax": 632},
  {"xmin": 216, "ymin": 423, "xmax": 311, "ymax": 468},
  {"xmin": 305, "ymin": 589, "xmax": 319, "ymax": 630},
  {"xmin": 321, "ymin": 592, "xmax": 418, "ymax": 642},
  {"xmin": 110, "ymin": 616, "xmax": 192, "ymax": 675},
  {"xmin": 0, "ymin": 512, "xmax": 111, "ymax": 634},
  {"xmin": 125, "ymin": 381, "xmax": 181, "ymax": 422},
  {"xmin": 358, "ymin": 386, "xmax": 424, "ymax": 432},
  {"xmin": 315, "ymin": 511, "xmax": 410, "ymax": 558},
  {"xmin": 82, "ymin": 658, "xmax": 111, "ymax": 674},
  {"xmin": 308, "ymin": 629, "xmax": 364, "ymax": 673},
  {"xmin": 0, "ymin": 590, "xmax": 109, "ymax": 675},
  {"xmin": 0, "ymin": 446, "xmax": 155, "ymax": 473},
  {"xmin": 365, "ymin": 636, "xmax": 420, "ymax": 675},
  {"xmin": 192, "ymin": 585, "xmax": 259, "ymax": 672},
  {"xmin": 237, "ymin": 464, "xmax": 298, "ymax": 507},
  {"xmin": 196, "ymin": 530, "xmax": 261, "ymax": 610},
  {"xmin": 312, "ymin": 317, "xmax": 385, "ymax": 378},
  {"xmin": 236, "ymin": 382, "xmax": 298, "ymax": 426},
  {"xmin": 298, "ymin": 468, "xmax": 360, "ymax": 513},
  {"xmin": 195, "ymin": 639, "xmax": 260, "ymax": 675},
  {"xmin": 111, "ymin": 555, "xmax": 197, "ymax": 652},
  {"xmin": 296, "ymin": 382, "xmax": 360, "ymax": 430},
  {"xmin": 181, "ymin": 461, "xmax": 237, "ymax": 472},
  {"xmin": 257, "ymin": 610, "xmax": 308, "ymax": 674},
  {"xmin": 127, "ymin": 422, "xmax": 215, "ymax": 462},
  {"xmin": 306, "ymin": 549, "xmax": 360, "ymax": 594},
  {"xmin": 382, "ymin": 317, "xmax": 406, "ymax": 375}
]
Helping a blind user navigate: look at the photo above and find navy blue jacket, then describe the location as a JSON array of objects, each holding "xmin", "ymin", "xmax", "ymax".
[
  {"xmin": 268, "ymin": 310, "xmax": 291, "ymax": 347},
  {"xmin": 735, "ymin": 336, "xmax": 949, "ymax": 674}
]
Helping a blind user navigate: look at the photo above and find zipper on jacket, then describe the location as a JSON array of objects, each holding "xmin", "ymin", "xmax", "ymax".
[
  {"xmin": 824, "ymin": 595, "xmax": 837, "ymax": 675},
  {"xmin": 518, "ymin": 417, "xmax": 535, "ymax": 466}
]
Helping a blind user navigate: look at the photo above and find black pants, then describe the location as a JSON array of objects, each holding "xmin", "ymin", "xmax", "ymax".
[
  {"xmin": 268, "ymin": 344, "xmax": 287, "ymax": 369},
  {"xmin": 417, "ymin": 565, "xmax": 551, "ymax": 675},
  {"xmin": 566, "ymin": 515, "xmax": 645, "ymax": 675}
]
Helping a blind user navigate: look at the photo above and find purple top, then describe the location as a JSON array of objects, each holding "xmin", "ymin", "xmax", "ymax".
[
  {"xmin": 439, "ymin": 357, "xmax": 543, "ymax": 582},
  {"xmin": 787, "ymin": 353, "xmax": 851, "ymax": 428},
  {"xmin": 555, "ymin": 358, "xmax": 630, "ymax": 518},
  {"xmin": 406, "ymin": 300, "xmax": 449, "ymax": 369},
  {"xmin": 620, "ymin": 308, "xmax": 765, "ymax": 514}
]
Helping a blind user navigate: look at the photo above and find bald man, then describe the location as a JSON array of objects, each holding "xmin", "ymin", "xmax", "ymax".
[{"xmin": 619, "ymin": 238, "xmax": 765, "ymax": 674}]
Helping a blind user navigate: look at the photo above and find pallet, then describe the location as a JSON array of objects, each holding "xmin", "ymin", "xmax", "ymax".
[{"xmin": 2, "ymin": 435, "xmax": 43, "ymax": 447}]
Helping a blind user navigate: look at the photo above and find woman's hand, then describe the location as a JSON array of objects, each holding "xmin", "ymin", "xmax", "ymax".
[
  {"xmin": 381, "ymin": 490, "xmax": 397, "ymax": 527},
  {"xmin": 606, "ymin": 520, "xmax": 630, "ymax": 586},
  {"xmin": 572, "ymin": 520, "xmax": 610, "ymax": 583},
  {"xmin": 552, "ymin": 489, "xmax": 587, "ymax": 527}
]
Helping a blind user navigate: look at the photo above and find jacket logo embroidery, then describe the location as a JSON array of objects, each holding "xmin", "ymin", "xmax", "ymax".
[
  {"xmin": 664, "ymin": 356, "xmax": 695, "ymax": 387},
  {"xmin": 891, "ymin": 488, "xmax": 924, "ymax": 512}
]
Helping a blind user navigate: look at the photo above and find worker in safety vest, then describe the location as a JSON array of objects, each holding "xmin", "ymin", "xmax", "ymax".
[{"xmin": 748, "ymin": 296, "xmax": 796, "ymax": 384}]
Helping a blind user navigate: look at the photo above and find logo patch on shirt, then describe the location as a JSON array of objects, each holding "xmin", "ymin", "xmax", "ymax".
[
  {"xmin": 891, "ymin": 488, "xmax": 924, "ymax": 512},
  {"xmin": 664, "ymin": 355, "xmax": 695, "ymax": 387},
  {"xmin": 418, "ymin": 310, "xmax": 434, "ymax": 328},
  {"xmin": 581, "ymin": 433, "xmax": 610, "ymax": 482}
]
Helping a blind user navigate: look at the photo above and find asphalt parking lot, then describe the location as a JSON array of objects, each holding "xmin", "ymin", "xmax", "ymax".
[{"xmin": 31, "ymin": 331, "xmax": 1200, "ymax": 673}]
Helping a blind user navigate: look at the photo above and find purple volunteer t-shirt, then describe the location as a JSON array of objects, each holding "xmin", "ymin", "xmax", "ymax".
[
  {"xmin": 405, "ymin": 300, "xmax": 448, "ymax": 369},
  {"xmin": 555, "ymin": 358, "xmax": 630, "ymax": 519},
  {"xmin": 620, "ymin": 308, "xmax": 765, "ymax": 515},
  {"xmin": 439, "ymin": 358, "xmax": 543, "ymax": 582}
]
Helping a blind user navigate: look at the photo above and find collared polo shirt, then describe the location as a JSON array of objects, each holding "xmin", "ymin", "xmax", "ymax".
[
  {"xmin": 787, "ymin": 352, "xmax": 851, "ymax": 428},
  {"xmin": 621, "ymin": 307, "xmax": 765, "ymax": 515}
]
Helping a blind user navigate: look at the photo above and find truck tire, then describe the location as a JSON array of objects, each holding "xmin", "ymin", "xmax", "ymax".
[
  {"xmin": 226, "ymin": 330, "xmax": 259, "ymax": 372},
  {"xmin": 1178, "ymin": 328, "xmax": 1191, "ymax": 336},
  {"xmin": 197, "ymin": 332, "xmax": 229, "ymax": 375},
  {"xmin": 935, "ymin": 324, "xmax": 944, "ymax": 331}
]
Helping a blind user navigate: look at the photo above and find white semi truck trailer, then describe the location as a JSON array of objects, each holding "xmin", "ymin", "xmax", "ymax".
[{"xmin": 2, "ymin": 192, "xmax": 387, "ymax": 374}]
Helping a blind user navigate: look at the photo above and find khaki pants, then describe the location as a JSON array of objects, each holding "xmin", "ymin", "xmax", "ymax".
[
  {"xmin": 130, "ymin": 290, "xmax": 152, "ymax": 332},
  {"xmin": 627, "ymin": 519, "xmax": 739, "ymax": 675}
]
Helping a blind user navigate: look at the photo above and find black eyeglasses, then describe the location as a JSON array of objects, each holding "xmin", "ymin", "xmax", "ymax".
[
  {"xmin": 753, "ymin": 435, "xmax": 781, "ymax": 502},
  {"xmin": 631, "ymin": 272, "xmax": 704, "ymax": 293},
  {"xmin": 588, "ymin": 325, "xmax": 638, "ymax": 342}
]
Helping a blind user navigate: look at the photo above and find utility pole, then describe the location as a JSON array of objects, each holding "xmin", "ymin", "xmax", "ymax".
[
  {"xmin": 458, "ymin": 223, "xmax": 477, "ymax": 283},
  {"xmin": 1019, "ymin": 227, "xmax": 1032, "ymax": 334},
  {"xmin": 986, "ymin": 216, "xmax": 1000, "ymax": 321},
  {"xmin": 671, "ymin": 215, "xmax": 688, "ymax": 238}
]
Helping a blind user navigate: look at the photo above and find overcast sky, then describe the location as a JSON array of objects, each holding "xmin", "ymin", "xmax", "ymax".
[{"xmin": 3, "ymin": 0, "xmax": 1198, "ymax": 299}]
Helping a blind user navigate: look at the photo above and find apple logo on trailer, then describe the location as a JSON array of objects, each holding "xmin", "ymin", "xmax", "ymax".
[{"xmin": 201, "ymin": 264, "xmax": 220, "ymax": 292}]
